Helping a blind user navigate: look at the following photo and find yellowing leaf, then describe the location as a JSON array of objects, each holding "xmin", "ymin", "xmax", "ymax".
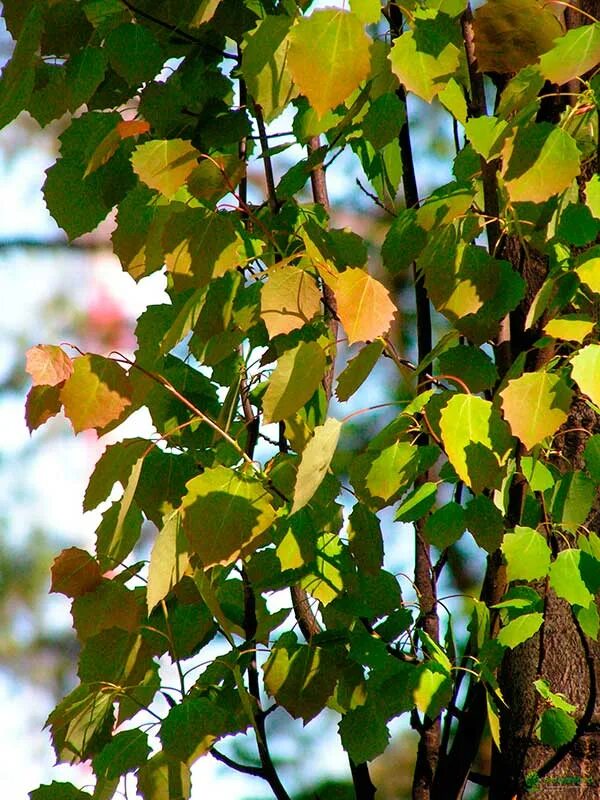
[
  {"xmin": 544, "ymin": 316, "xmax": 595, "ymax": 343},
  {"xmin": 500, "ymin": 372, "xmax": 572, "ymax": 451},
  {"xmin": 501, "ymin": 123, "xmax": 580, "ymax": 204},
  {"xmin": 131, "ymin": 139, "xmax": 200, "ymax": 198},
  {"xmin": 576, "ymin": 256, "xmax": 600, "ymax": 293},
  {"xmin": 539, "ymin": 23, "xmax": 600, "ymax": 85},
  {"xmin": 182, "ymin": 466, "xmax": 277, "ymax": 567},
  {"xmin": 389, "ymin": 20, "xmax": 461, "ymax": 103},
  {"xmin": 292, "ymin": 418, "xmax": 342, "ymax": 513},
  {"xmin": 439, "ymin": 395, "xmax": 513, "ymax": 492},
  {"xmin": 263, "ymin": 341, "xmax": 327, "ymax": 423},
  {"xmin": 473, "ymin": 0, "xmax": 562, "ymax": 74},
  {"xmin": 333, "ymin": 267, "xmax": 396, "ymax": 345},
  {"xmin": 26, "ymin": 344, "xmax": 74, "ymax": 387},
  {"xmin": 571, "ymin": 344, "xmax": 600, "ymax": 407},
  {"xmin": 60, "ymin": 355, "xmax": 132, "ymax": 434},
  {"xmin": 350, "ymin": 0, "xmax": 381, "ymax": 25},
  {"xmin": 190, "ymin": 0, "xmax": 221, "ymax": 26},
  {"xmin": 147, "ymin": 512, "xmax": 190, "ymax": 612},
  {"xmin": 287, "ymin": 9, "xmax": 371, "ymax": 117},
  {"xmin": 336, "ymin": 339, "xmax": 384, "ymax": 402},
  {"xmin": 260, "ymin": 267, "xmax": 321, "ymax": 338},
  {"xmin": 25, "ymin": 384, "xmax": 63, "ymax": 432}
]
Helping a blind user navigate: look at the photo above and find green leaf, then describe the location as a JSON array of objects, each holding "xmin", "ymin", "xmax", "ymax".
[
  {"xmin": 439, "ymin": 394, "xmax": 513, "ymax": 492},
  {"xmin": 500, "ymin": 372, "xmax": 572, "ymax": 451},
  {"xmin": 556, "ymin": 203, "xmax": 600, "ymax": 246},
  {"xmin": 263, "ymin": 341, "xmax": 327, "ymax": 423},
  {"xmin": 292, "ymin": 418, "xmax": 342, "ymax": 513},
  {"xmin": 104, "ymin": 23, "xmax": 164, "ymax": 86},
  {"xmin": 437, "ymin": 345, "xmax": 499, "ymax": 393},
  {"xmin": 241, "ymin": 15, "xmax": 297, "ymax": 122},
  {"xmin": 93, "ymin": 730, "xmax": 150, "ymax": 779},
  {"xmin": 389, "ymin": 13, "xmax": 461, "ymax": 103},
  {"xmin": 47, "ymin": 684, "xmax": 114, "ymax": 763},
  {"xmin": 0, "ymin": 2, "xmax": 44, "ymax": 130},
  {"xmin": 424, "ymin": 502, "xmax": 465, "ymax": 549},
  {"xmin": 537, "ymin": 707, "xmax": 577, "ymax": 749},
  {"xmin": 497, "ymin": 612, "xmax": 543, "ymax": 649},
  {"xmin": 84, "ymin": 438, "xmax": 148, "ymax": 512},
  {"xmin": 263, "ymin": 632, "xmax": 341, "ymax": 723},
  {"xmin": 464, "ymin": 115, "xmax": 507, "ymax": 161},
  {"xmin": 66, "ymin": 47, "xmax": 108, "ymax": 110},
  {"xmin": 501, "ymin": 527, "xmax": 551, "ymax": 582},
  {"xmin": 30, "ymin": 782, "xmax": 90, "ymax": 800},
  {"xmin": 60, "ymin": 355, "xmax": 132, "ymax": 434},
  {"xmin": 182, "ymin": 466, "xmax": 277, "ymax": 568},
  {"xmin": 584, "ymin": 435, "xmax": 600, "ymax": 481},
  {"xmin": 336, "ymin": 340, "xmax": 384, "ymax": 402},
  {"xmin": 395, "ymin": 481, "xmax": 438, "ymax": 523},
  {"xmin": 534, "ymin": 678, "xmax": 576, "ymax": 713},
  {"xmin": 501, "ymin": 123, "xmax": 580, "ymax": 204},
  {"xmin": 137, "ymin": 752, "xmax": 191, "ymax": 800},
  {"xmin": 260, "ymin": 267, "xmax": 321, "ymax": 338},
  {"xmin": 112, "ymin": 184, "xmax": 169, "ymax": 281},
  {"xmin": 351, "ymin": 441, "xmax": 420, "ymax": 509},
  {"xmin": 95, "ymin": 495, "xmax": 143, "ymax": 570},
  {"xmin": 132, "ymin": 139, "xmax": 200, "ymax": 198},
  {"xmin": 160, "ymin": 697, "xmax": 236, "ymax": 763},
  {"xmin": 414, "ymin": 664, "xmax": 452, "ymax": 717},
  {"xmin": 44, "ymin": 112, "xmax": 135, "ymax": 239},
  {"xmin": 465, "ymin": 495, "xmax": 504, "ymax": 553},
  {"xmin": 362, "ymin": 93, "xmax": 406, "ymax": 150},
  {"xmin": 350, "ymin": 0, "xmax": 381, "ymax": 24},
  {"xmin": 550, "ymin": 471, "xmax": 595, "ymax": 534},
  {"xmin": 539, "ymin": 23, "xmax": 600, "ymax": 85},
  {"xmin": 472, "ymin": 0, "xmax": 561, "ymax": 74},
  {"xmin": 571, "ymin": 344, "xmax": 600, "ymax": 407},
  {"xmin": 348, "ymin": 503, "xmax": 384, "ymax": 575},
  {"xmin": 382, "ymin": 208, "xmax": 427, "ymax": 274},
  {"xmin": 332, "ymin": 268, "xmax": 397, "ymax": 346},
  {"xmin": 25, "ymin": 383, "xmax": 63, "ymax": 432},
  {"xmin": 338, "ymin": 704, "xmax": 390, "ymax": 763},
  {"xmin": 549, "ymin": 549, "xmax": 594, "ymax": 608},
  {"xmin": 287, "ymin": 9, "xmax": 371, "ymax": 117},
  {"xmin": 147, "ymin": 512, "xmax": 190, "ymax": 612}
]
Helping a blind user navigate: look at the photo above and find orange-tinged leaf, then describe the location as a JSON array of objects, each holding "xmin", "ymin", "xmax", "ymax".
[
  {"xmin": 571, "ymin": 344, "xmax": 600, "ymax": 407},
  {"xmin": 60, "ymin": 354, "xmax": 132, "ymax": 434},
  {"xmin": 333, "ymin": 268, "xmax": 396, "ymax": 345},
  {"xmin": 117, "ymin": 119, "xmax": 150, "ymax": 138},
  {"xmin": 287, "ymin": 9, "xmax": 371, "ymax": 117},
  {"xmin": 51, "ymin": 547, "xmax": 102, "ymax": 598},
  {"xmin": 500, "ymin": 372, "xmax": 572, "ymax": 451},
  {"xmin": 260, "ymin": 267, "xmax": 321, "ymax": 338},
  {"xmin": 25, "ymin": 344, "xmax": 73, "ymax": 386},
  {"xmin": 25, "ymin": 383, "xmax": 63, "ymax": 432},
  {"xmin": 131, "ymin": 139, "xmax": 200, "ymax": 198}
]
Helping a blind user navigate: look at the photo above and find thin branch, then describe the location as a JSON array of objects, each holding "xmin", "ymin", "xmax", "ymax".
[
  {"xmin": 254, "ymin": 104, "xmax": 279, "ymax": 214},
  {"xmin": 211, "ymin": 748, "xmax": 266, "ymax": 778}
]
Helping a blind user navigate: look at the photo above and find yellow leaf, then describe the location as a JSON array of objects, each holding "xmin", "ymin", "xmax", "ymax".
[
  {"xmin": 260, "ymin": 267, "xmax": 321, "ymax": 338},
  {"xmin": 332, "ymin": 268, "xmax": 396, "ymax": 345}
]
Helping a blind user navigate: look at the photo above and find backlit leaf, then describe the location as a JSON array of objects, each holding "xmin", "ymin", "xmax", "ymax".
[
  {"xmin": 497, "ymin": 613, "xmax": 543, "ymax": 649},
  {"xmin": 333, "ymin": 268, "xmax": 396, "ymax": 345},
  {"xmin": 549, "ymin": 549, "xmax": 594, "ymax": 608},
  {"xmin": 137, "ymin": 752, "xmax": 191, "ymax": 800},
  {"xmin": 263, "ymin": 341, "xmax": 327, "ymax": 423},
  {"xmin": 348, "ymin": 503, "xmax": 384, "ymax": 575},
  {"xmin": 0, "ymin": 2, "xmax": 43, "ymax": 130},
  {"xmin": 160, "ymin": 697, "xmax": 235, "ymax": 763},
  {"xmin": 25, "ymin": 384, "xmax": 63, "ymax": 432},
  {"xmin": 539, "ymin": 23, "xmax": 600, "ymax": 85},
  {"xmin": 501, "ymin": 123, "xmax": 580, "ymax": 204},
  {"xmin": 25, "ymin": 345, "xmax": 73, "ymax": 387},
  {"xmin": 260, "ymin": 267, "xmax": 321, "ymax": 338},
  {"xmin": 287, "ymin": 9, "xmax": 371, "ymax": 117},
  {"xmin": 501, "ymin": 527, "xmax": 551, "ymax": 583},
  {"xmin": 132, "ymin": 139, "xmax": 200, "ymax": 198},
  {"xmin": 93, "ymin": 730, "xmax": 150, "ymax": 780},
  {"xmin": 181, "ymin": 466, "xmax": 277, "ymax": 567},
  {"xmin": 544, "ymin": 316, "xmax": 595, "ymax": 343},
  {"xmin": 500, "ymin": 372, "xmax": 572, "ymax": 451},
  {"xmin": 60, "ymin": 355, "xmax": 132, "ymax": 434},
  {"xmin": 576, "ymin": 253, "xmax": 600, "ymax": 294},
  {"xmin": 147, "ymin": 513, "xmax": 190, "ymax": 612},
  {"xmin": 292, "ymin": 418, "xmax": 342, "ymax": 513},
  {"xmin": 571, "ymin": 344, "xmax": 600, "ymax": 407},
  {"xmin": 336, "ymin": 340, "xmax": 384, "ymax": 401}
]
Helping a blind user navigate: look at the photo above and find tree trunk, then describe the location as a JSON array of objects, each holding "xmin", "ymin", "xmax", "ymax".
[{"xmin": 490, "ymin": 3, "xmax": 600, "ymax": 797}]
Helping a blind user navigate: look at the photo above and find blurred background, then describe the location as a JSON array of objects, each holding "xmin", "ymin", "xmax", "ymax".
[{"xmin": 0, "ymin": 3, "xmax": 482, "ymax": 797}]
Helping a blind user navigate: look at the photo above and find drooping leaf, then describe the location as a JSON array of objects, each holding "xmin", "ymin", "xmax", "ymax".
[
  {"xmin": 287, "ymin": 9, "xmax": 372, "ymax": 117},
  {"xmin": 571, "ymin": 344, "xmax": 600, "ymax": 407},
  {"xmin": 338, "ymin": 703, "xmax": 390, "ymax": 763},
  {"xmin": 50, "ymin": 547, "xmax": 102, "ymax": 598},
  {"xmin": 30, "ymin": 782, "xmax": 90, "ymax": 800},
  {"xmin": 25, "ymin": 384, "xmax": 63, "ymax": 432},
  {"xmin": 84, "ymin": 438, "xmax": 148, "ymax": 512},
  {"xmin": 549, "ymin": 549, "xmax": 594, "ymax": 609},
  {"xmin": 131, "ymin": 139, "xmax": 200, "ymax": 198},
  {"xmin": 332, "ymin": 268, "xmax": 396, "ymax": 346},
  {"xmin": 181, "ymin": 466, "xmax": 277, "ymax": 567},
  {"xmin": 292, "ymin": 418, "xmax": 342, "ymax": 513},
  {"xmin": 263, "ymin": 341, "xmax": 327, "ymax": 423},
  {"xmin": 60, "ymin": 355, "xmax": 132, "ymax": 434},
  {"xmin": 537, "ymin": 707, "xmax": 577, "ymax": 749},
  {"xmin": 0, "ymin": 2, "xmax": 44, "ymax": 130},
  {"xmin": 241, "ymin": 15, "xmax": 297, "ymax": 122},
  {"xmin": 584, "ymin": 435, "xmax": 600, "ymax": 482},
  {"xmin": 544, "ymin": 316, "xmax": 595, "ymax": 343},
  {"xmin": 66, "ymin": 46, "xmax": 108, "ymax": 110},
  {"xmin": 465, "ymin": 495, "xmax": 504, "ymax": 553},
  {"xmin": 437, "ymin": 345, "xmax": 498, "ymax": 393},
  {"xmin": 25, "ymin": 345, "xmax": 74, "ymax": 387},
  {"xmin": 424, "ymin": 502, "xmax": 466, "ymax": 549},
  {"xmin": 348, "ymin": 503, "xmax": 384, "ymax": 575},
  {"xmin": 147, "ymin": 512, "xmax": 190, "ymax": 612},
  {"xmin": 500, "ymin": 372, "xmax": 572, "ymax": 451},
  {"xmin": 394, "ymin": 481, "xmax": 438, "ymax": 523},
  {"xmin": 93, "ymin": 730, "xmax": 150, "ymax": 780},
  {"xmin": 260, "ymin": 267, "xmax": 321, "ymax": 338},
  {"xmin": 351, "ymin": 441, "xmax": 420, "ymax": 509},
  {"xmin": 186, "ymin": 154, "xmax": 246, "ymax": 203},
  {"xmin": 550, "ymin": 471, "xmax": 595, "ymax": 534},
  {"xmin": 105, "ymin": 23, "xmax": 165, "ymax": 86},
  {"xmin": 439, "ymin": 394, "xmax": 513, "ymax": 492},
  {"xmin": 137, "ymin": 752, "xmax": 191, "ymax": 800},
  {"xmin": 336, "ymin": 340, "xmax": 384, "ymax": 402},
  {"xmin": 160, "ymin": 697, "xmax": 237, "ymax": 763},
  {"xmin": 501, "ymin": 527, "xmax": 551, "ymax": 583}
]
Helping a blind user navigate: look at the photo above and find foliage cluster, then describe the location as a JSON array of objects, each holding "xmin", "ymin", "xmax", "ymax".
[{"xmin": 3, "ymin": 0, "xmax": 600, "ymax": 798}]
